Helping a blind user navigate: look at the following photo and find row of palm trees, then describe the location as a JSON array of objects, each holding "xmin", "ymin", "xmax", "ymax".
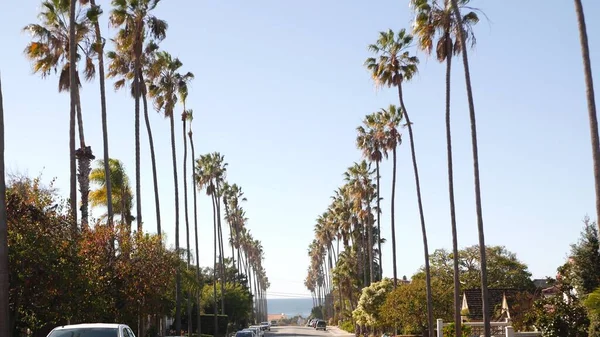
[
  {"xmin": 305, "ymin": 1, "xmax": 600, "ymax": 337},
  {"xmin": 22, "ymin": 0, "xmax": 269, "ymax": 335}
]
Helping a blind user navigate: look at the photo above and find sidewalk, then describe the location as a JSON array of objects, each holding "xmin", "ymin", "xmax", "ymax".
[{"xmin": 327, "ymin": 326, "xmax": 354, "ymax": 336}]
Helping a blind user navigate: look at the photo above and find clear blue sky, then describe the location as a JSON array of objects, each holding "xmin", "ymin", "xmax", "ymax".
[{"xmin": 1, "ymin": 0, "xmax": 599, "ymax": 300}]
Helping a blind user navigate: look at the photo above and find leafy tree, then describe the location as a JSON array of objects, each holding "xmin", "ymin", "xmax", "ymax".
[
  {"xmin": 200, "ymin": 282, "xmax": 252, "ymax": 329},
  {"xmin": 570, "ymin": 217, "xmax": 600, "ymax": 295},
  {"xmin": 418, "ymin": 245, "xmax": 534, "ymax": 290},
  {"xmin": 380, "ymin": 277, "xmax": 453, "ymax": 335},
  {"xmin": 525, "ymin": 289, "xmax": 589, "ymax": 337},
  {"xmin": 6, "ymin": 176, "xmax": 81, "ymax": 335},
  {"xmin": 352, "ymin": 278, "xmax": 393, "ymax": 333}
]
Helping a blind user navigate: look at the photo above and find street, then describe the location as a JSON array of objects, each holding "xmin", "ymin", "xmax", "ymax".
[{"xmin": 266, "ymin": 325, "xmax": 353, "ymax": 337}]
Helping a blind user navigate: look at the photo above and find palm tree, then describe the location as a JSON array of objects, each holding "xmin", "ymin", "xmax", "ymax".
[
  {"xmin": 573, "ymin": 0, "xmax": 600, "ymax": 233},
  {"xmin": 23, "ymin": 0, "xmax": 97, "ymax": 229},
  {"xmin": 87, "ymin": 0, "xmax": 114, "ymax": 227},
  {"xmin": 195, "ymin": 152, "xmax": 227, "ymax": 332},
  {"xmin": 69, "ymin": 0, "xmax": 78, "ymax": 229},
  {"xmin": 344, "ymin": 161, "xmax": 376, "ymax": 285},
  {"xmin": 181, "ymin": 108, "xmax": 193, "ymax": 337},
  {"xmin": 356, "ymin": 112, "xmax": 386, "ymax": 283},
  {"xmin": 107, "ymin": 40, "xmax": 163, "ymax": 235},
  {"xmin": 365, "ymin": 29, "xmax": 434, "ymax": 336},
  {"xmin": 411, "ymin": 1, "xmax": 479, "ymax": 334},
  {"xmin": 188, "ymin": 111, "xmax": 202, "ymax": 336},
  {"xmin": 89, "ymin": 159, "xmax": 134, "ymax": 226},
  {"xmin": 0, "ymin": 76, "xmax": 9, "ymax": 337},
  {"xmin": 447, "ymin": 1, "xmax": 490, "ymax": 335},
  {"xmin": 109, "ymin": 0, "xmax": 167, "ymax": 231},
  {"xmin": 148, "ymin": 51, "xmax": 193, "ymax": 335}
]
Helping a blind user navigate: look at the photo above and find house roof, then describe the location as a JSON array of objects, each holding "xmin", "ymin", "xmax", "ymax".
[
  {"xmin": 533, "ymin": 279, "xmax": 551, "ymax": 289},
  {"xmin": 267, "ymin": 314, "xmax": 286, "ymax": 321},
  {"xmin": 462, "ymin": 289, "xmax": 524, "ymax": 321}
]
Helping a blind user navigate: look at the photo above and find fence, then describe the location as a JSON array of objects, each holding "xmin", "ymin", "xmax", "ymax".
[{"xmin": 435, "ymin": 319, "xmax": 542, "ymax": 337}]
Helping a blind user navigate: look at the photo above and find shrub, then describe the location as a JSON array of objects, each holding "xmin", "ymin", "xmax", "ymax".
[
  {"xmin": 339, "ymin": 320, "xmax": 355, "ymax": 333},
  {"xmin": 442, "ymin": 323, "xmax": 472, "ymax": 337}
]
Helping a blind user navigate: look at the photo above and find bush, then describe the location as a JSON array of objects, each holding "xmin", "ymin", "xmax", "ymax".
[
  {"xmin": 339, "ymin": 320, "xmax": 355, "ymax": 333},
  {"xmin": 442, "ymin": 323, "xmax": 472, "ymax": 337}
]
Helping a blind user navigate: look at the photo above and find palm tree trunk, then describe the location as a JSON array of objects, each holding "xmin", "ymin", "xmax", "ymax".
[
  {"xmin": 74, "ymin": 89, "xmax": 94, "ymax": 230},
  {"xmin": 170, "ymin": 114, "xmax": 182, "ymax": 335},
  {"xmin": 140, "ymin": 74, "xmax": 161, "ymax": 236},
  {"xmin": 133, "ymin": 29, "xmax": 143, "ymax": 231},
  {"xmin": 449, "ymin": 1, "xmax": 490, "ymax": 336},
  {"xmin": 211, "ymin": 193, "xmax": 219, "ymax": 336},
  {"xmin": 574, "ymin": 0, "xmax": 600, "ymax": 232},
  {"xmin": 68, "ymin": 0, "xmax": 78, "ymax": 229},
  {"xmin": 223, "ymin": 201, "xmax": 236, "ymax": 285},
  {"xmin": 391, "ymin": 146, "xmax": 398, "ymax": 289},
  {"xmin": 89, "ymin": 0, "xmax": 113, "ymax": 228},
  {"xmin": 443, "ymin": 33, "xmax": 462, "ymax": 337},
  {"xmin": 375, "ymin": 161, "xmax": 382, "ymax": 280},
  {"xmin": 215, "ymin": 182, "xmax": 226, "ymax": 314},
  {"xmin": 189, "ymin": 129, "xmax": 201, "ymax": 336},
  {"xmin": 397, "ymin": 83, "xmax": 433, "ymax": 337},
  {"xmin": 366, "ymin": 210, "xmax": 374, "ymax": 285},
  {"xmin": 182, "ymin": 116, "xmax": 192, "ymax": 337},
  {"xmin": 0, "ymin": 77, "xmax": 10, "ymax": 337}
]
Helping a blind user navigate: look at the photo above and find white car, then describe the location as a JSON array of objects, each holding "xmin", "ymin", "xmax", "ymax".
[
  {"xmin": 46, "ymin": 323, "xmax": 135, "ymax": 337},
  {"xmin": 249, "ymin": 326, "xmax": 264, "ymax": 336},
  {"xmin": 260, "ymin": 322, "xmax": 271, "ymax": 331}
]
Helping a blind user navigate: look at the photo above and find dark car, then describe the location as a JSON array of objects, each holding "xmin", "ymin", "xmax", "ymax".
[
  {"xmin": 315, "ymin": 321, "xmax": 326, "ymax": 331},
  {"xmin": 236, "ymin": 331, "xmax": 255, "ymax": 337}
]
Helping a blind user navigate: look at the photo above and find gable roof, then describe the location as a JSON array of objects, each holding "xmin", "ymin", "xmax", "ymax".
[{"xmin": 462, "ymin": 288, "xmax": 523, "ymax": 321}]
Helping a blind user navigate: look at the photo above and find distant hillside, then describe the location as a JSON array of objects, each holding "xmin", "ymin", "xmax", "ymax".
[{"xmin": 267, "ymin": 298, "xmax": 312, "ymax": 317}]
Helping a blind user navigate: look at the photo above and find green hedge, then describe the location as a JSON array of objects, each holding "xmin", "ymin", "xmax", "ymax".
[{"xmin": 174, "ymin": 314, "xmax": 229, "ymax": 336}]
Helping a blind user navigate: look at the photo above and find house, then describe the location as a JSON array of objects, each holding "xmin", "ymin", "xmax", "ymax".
[{"xmin": 267, "ymin": 313, "xmax": 286, "ymax": 322}]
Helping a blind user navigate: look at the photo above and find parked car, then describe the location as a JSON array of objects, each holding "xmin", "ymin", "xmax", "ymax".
[
  {"xmin": 46, "ymin": 323, "xmax": 134, "ymax": 337},
  {"xmin": 247, "ymin": 326, "xmax": 264, "ymax": 337},
  {"xmin": 236, "ymin": 331, "xmax": 255, "ymax": 337},
  {"xmin": 270, "ymin": 320, "xmax": 278, "ymax": 327},
  {"xmin": 260, "ymin": 322, "xmax": 271, "ymax": 331},
  {"xmin": 315, "ymin": 320, "xmax": 327, "ymax": 331}
]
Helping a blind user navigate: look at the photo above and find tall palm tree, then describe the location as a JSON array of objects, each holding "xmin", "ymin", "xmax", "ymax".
[
  {"xmin": 573, "ymin": 0, "xmax": 600, "ymax": 233},
  {"xmin": 365, "ymin": 29, "xmax": 434, "ymax": 336},
  {"xmin": 356, "ymin": 112, "xmax": 386, "ymax": 283},
  {"xmin": 447, "ymin": 1, "xmax": 490, "ymax": 335},
  {"xmin": 195, "ymin": 152, "xmax": 227, "ymax": 331},
  {"xmin": 148, "ymin": 51, "xmax": 193, "ymax": 335},
  {"xmin": 107, "ymin": 39, "xmax": 163, "ymax": 234},
  {"xmin": 411, "ymin": 1, "xmax": 479, "ymax": 334},
  {"xmin": 109, "ymin": 0, "xmax": 167, "ymax": 231},
  {"xmin": 87, "ymin": 0, "xmax": 114, "ymax": 227},
  {"xmin": 344, "ymin": 161, "xmax": 375, "ymax": 285},
  {"xmin": 23, "ymin": 0, "xmax": 97, "ymax": 229},
  {"xmin": 181, "ymin": 107, "xmax": 193, "ymax": 337},
  {"xmin": 188, "ymin": 111, "xmax": 202, "ymax": 336},
  {"xmin": 0, "ymin": 76, "xmax": 8, "ymax": 337},
  {"xmin": 89, "ymin": 159, "xmax": 134, "ymax": 226},
  {"xmin": 69, "ymin": 0, "xmax": 78, "ymax": 229}
]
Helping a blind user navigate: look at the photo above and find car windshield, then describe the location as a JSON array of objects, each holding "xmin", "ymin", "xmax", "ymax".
[{"xmin": 48, "ymin": 328, "xmax": 119, "ymax": 337}]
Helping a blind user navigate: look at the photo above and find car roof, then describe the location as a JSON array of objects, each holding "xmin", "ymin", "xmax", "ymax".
[{"xmin": 52, "ymin": 323, "xmax": 123, "ymax": 330}]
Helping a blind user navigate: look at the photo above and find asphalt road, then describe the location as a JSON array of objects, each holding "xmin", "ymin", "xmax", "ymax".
[{"xmin": 266, "ymin": 325, "xmax": 351, "ymax": 337}]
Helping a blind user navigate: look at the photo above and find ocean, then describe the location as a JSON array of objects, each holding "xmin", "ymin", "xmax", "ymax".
[{"xmin": 266, "ymin": 298, "xmax": 313, "ymax": 318}]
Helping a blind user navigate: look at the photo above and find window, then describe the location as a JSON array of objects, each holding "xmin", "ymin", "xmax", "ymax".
[{"xmin": 48, "ymin": 328, "xmax": 119, "ymax": 337}]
